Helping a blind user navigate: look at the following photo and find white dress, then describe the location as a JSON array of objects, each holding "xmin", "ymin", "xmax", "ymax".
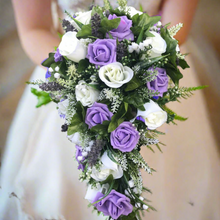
[{"xmin": 1, "ymin": 0, "xmax": 220, "ymax": 220}]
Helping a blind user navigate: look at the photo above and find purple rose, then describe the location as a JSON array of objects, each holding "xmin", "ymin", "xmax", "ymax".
[
  {"xmin": 147, "ymin": 67, "xmax": 168, "ymax": 97},
  {"xmin": 54, "ymin": 48, "xmax": 63, "ymax": 62},
  {"xmin": 85, "ymin": 102, "xmax": 113, "ymax": 129},
  {"xmin": 110, "ymin": 122, "xmax": 140, "ymax": 152},
  {"xmin": 106, "ymin": 14, "xmax": 134, "ymax": 42},
  {"xmin": 87, "ymin": 39, "xmax": 117, "ymax": 67},
  {"xmin": 75, "ymin": 145, "xmax": 85, "ymax": 171},
  {"xmin": 93, "ymin": 190, "xmax": 133, "ymax": 219}
]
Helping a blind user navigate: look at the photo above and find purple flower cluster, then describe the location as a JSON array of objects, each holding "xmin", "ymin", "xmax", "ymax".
[{"xmin": 75, "ymin": 145, "xmax": 86, "ymax": 171}]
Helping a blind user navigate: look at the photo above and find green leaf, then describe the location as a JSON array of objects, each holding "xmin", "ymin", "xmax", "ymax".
[
  {"xmin": 178, "ymin": 59, "xmax": 190, "ymax": 69},
  {"xmin": 165, "ymin": 62, "xmax": 183, "ymax": 85},
  {"xmin": 124, "ymin": 93, "xmax": 145, "ymax": 111},
  {"xmin": 99, "ymin": 17, "xmax": 121, "ymax": 34},
  {"xmin": 77, "ymin": 59, "xmax": 90, "ymax": 73},
  {"xmin": 125, "ymin": 75, "xmax": 143, "ymax": 92},
  {"xmin": 136, "ymin": 28, "xmax": 144, "ymax": 44},
  {"xmin": 76, "ymin": 24, "xmax": 92, "ymax": 38},
  {"xmin": 41, "ymin": 53, "xmax": 55, "ymax": 68},
  {"xmin": 91, "ymin": 6, "xmax": 105, "ymax": 19},
  {"xmin": 31, "ymin": 88, "xmax": 51, "ymax": 108},
  {"xmin": 101, "ymin": 174, "xmax": 114, "ymax": 185},
  {"xmin": 108, "ymin": 103, "xmax": 128, "ymax": 132},
  {"xmin": 90, "ymin": 121, "xmax": 110, "ymax": 136},
  {"xmin": 139, "ymin": 4, "xmax": 144, "ymax": 12}
]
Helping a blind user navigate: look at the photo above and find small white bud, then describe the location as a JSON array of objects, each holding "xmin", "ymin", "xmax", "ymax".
[
  {"xmin": 133, "ymin": 187, "xmax": 139, "ymax": 194},
  {"xmin": 54, "ymin": 73, "xmax": 60, "ymax": 79},
  {"xmin": 139, "ymin": 196, "xmax": 144, "ymax": 201},
  {"xmin": 128, "ymin": 46, "xmax": 134, "ymax": 53},
  {"xmin": 135, "ymin": 203, "xmax": 141, "ymax": 208},
  {"xmin": 55, "ymin": 66, "xmax": 60, "ymax": 72},
  {"xmin": 77, "ymin": 156, "xmax": 83, "ymax": 161},
  {"xmin": 128, "ymin": 180, "xmax": 135, "ymax": 188},
  {"xmin": 157, "ymin": 21, "xmax": 162, "ymax": 26},
  {"xmin": 49, "ymin": 67, "xmax": 53, "ymax": 72},
  {"xmin": 82, "ymin": 152, "xmax": 88, "ymax": 157},
  {"xmin": 143, "ymin": 205, "xmax": 149, "ymax": 210},
  {"xmin": 86, "ymin": 147, "xmax": 91, "ymax": 152}
]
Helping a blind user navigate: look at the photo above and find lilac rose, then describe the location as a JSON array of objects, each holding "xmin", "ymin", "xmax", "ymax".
[
  {"xmin": 147, "ymin": 67, "xmax": 169, "ymax": 97},
  {"xmin": 87, "ymin": 39, "xmax": 117, "ymax": 67},
  {"xmin": 93, "ymin": 190, "xmax": 133, "ymax": 219},
  {"xmin": 75, "ymin": 145, "xmax": 85, "ymax": 171},
  {"xmin": 110, "ymin": 122, "xmax": 140, "ymax": 152},
  {"xmin": 106, "ymin": 14, "xmax": 134, "ymax": 42},
  {"xmin": 85, "ymin": 102, "xmax": 113, "ymax": 129}
]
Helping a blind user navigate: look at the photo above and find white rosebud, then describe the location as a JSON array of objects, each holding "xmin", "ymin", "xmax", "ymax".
[
  {"xmin": 75, "ymin": 80, "xmax": 100, "ymax": 107},
  {"xmin": 139, "ymin": 42, "xmax": 145, "ymax": 51},
  {"xmin": 128, "ymin": 180, "xmax": 135, "ymax": 188},
  {"xmin": 77, "ymin": 156, "xmax": 83, "ymax": 161},
  {"xmin": 139, "ymin": 196, "xmax": 144, "ymax": 201},
  {"xmin": 57, "ymin": 99, "xmax": 69, "ymax": 117},
  {"xmin": 143, "ymin": 205, "xmax": 149, "ymax": 210},
  {"xmin": 131, "ymin": 100, "xmax": 167, "ymax": 130},
  {"xmin": 85, "ymin": 183, "xmax": 109, "ymax": 202},
  {"xmin": 146, "ymin": 31, "xmax": 167, "ymax": 58},
  {"xmin": 59, "ymin": 31, "xmax": 87, "ymax": 63},
  {"xmin": 75, "ymin": 10, "xmax": 92, "ymax": 25},
  {"xmin": 128, "ymin": 46, "xmax": 134, "ymax": 53},
  {"xmin": 55, "ymin": 66, "xmax": 60, "ymax": 72},
  {"xmin": 54, "ymin": 73, "xmax": 60, "ymax": 79},
  {"xmin": 49, "ymin": 67, "xmax": 53, "ymax": 72},
  {"xmin": 82, "ymin": 152, "xmax": 88, "ymax": 157},
  {"xmin": 91, "ymin": 151, "xmax": 123, "ymax": 181},
  {"xmin": 67, "ymin": 132, "xmax": 81, "ymax": 145},
  {"xmin": 99, "ymin": 62, "xmax": 134, "ymax": 88}
]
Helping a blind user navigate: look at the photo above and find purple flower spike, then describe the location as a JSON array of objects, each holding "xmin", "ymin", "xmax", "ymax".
[
  {"xmin": 75, "ymin": 145, "xmax": 86, "ymax": 171},
  {"xmin": 93, "ymin": 190, "xmax": 133, "ymax": 219},
  {"xmin": 85, "ymin": 102, "xmax": 113, "ymax": 129},
  {"xmin": 106, "ymin": 14, "xmax": 134, "ymax": 42},
  {"xmin": 110, "ymin": 121, "xmax": 140, "ymax": 152},
  {"xmin": 45, "ymin": 68, "xmax": 51, "ymax": 79},
  {"xmin": 54, "ymin": 48, "xmax": 63, "ymax": 62}
]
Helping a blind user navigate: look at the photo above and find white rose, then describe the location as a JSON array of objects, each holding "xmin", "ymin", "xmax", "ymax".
[
  {"xmin": 85, "ymin": 183, "xmax": 109, "ymax": 202},
  {"xmin": 133, "ymin": 100, "xmax": 167, "ymax": 130},
  {"xmin": 91, "ymin": 151, "xmax": 123, "ymax": 181},
  {"xmin": 75, "ymin": 11, "xmax": 92, "ymax": 25},
  {"xmin": 57, "ymin": 99, "xmax": 69, "ymax": 117},
  {"xmin": 75, "ymin": 81, "xmax": 100, "ymax": 107},
  {"xmin": 67, "ymin": 132, "xmax": 81, "ymax": 145},
  {"xmin": 99, "ymin": 62, "xmax": 134, "ymax": 88},
  {"xmin": 58, "ymin": 31, "xmax": 87, "ymax": 63},
  {"xmin": 147, "ymin": 31, "xmax": 167, "ymax": 58}
]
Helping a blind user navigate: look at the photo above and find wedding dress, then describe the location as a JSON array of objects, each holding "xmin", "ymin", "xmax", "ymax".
[{"xmin": 0, "ymin": 0, "xmax": 220, "ymax": 220}]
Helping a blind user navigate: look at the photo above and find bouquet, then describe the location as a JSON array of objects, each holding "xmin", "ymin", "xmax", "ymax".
[{"xmin": 29, "ymin": 0, "xmax": 206, "ymax": 219}]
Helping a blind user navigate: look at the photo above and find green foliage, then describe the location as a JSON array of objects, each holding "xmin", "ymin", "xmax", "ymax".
[
  {"xmin": 178, "ymin": 58, "xmax": 190, "ymax": 69},
  {"xmin": 65, "ymin": 10, "xmax": 84, "ymax": 28},
  {"xmin": 41, "ymin": 53, "xmax": 55, "ymax": 67},
  {"xmin": 125, "ymin": 75, "xmax": 143, "ymax": 92},
  {"xmin": 76, "ymin": 24, "xmax": 92, "ymax": 38},
  {"xmin": 103, "ymin": 0, "xmax": 113, "ymax": 10},
  {"xmin": 124, "ymin": 92, "xmax": 145, "ymax": 111},
  {"xmin": 99, "ymin": 17, "xmax": 121, "ymax": 35},
  {"xmin": 77, "ymin": 59, "xmax": 90, "ymax": 73},
  {"xmin": 108, "ymin": 102, "xmax": 128, "ymax": 132},
  {"xmin": 91, "ymin": 6, "xmax": 105, "ymax": 19},
  {"xmin": 67, "ymin": 102, "xmax": 87, "ymax": 135},
  {"xmin": 31, "ymin": 88, "xmax": 51, "ymax": 108},
  {"xmin": 90, "ymin": 121, "xmax": 110, "ymax": 138}
]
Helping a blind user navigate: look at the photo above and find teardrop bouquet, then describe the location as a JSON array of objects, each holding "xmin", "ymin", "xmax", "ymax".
[{"xmin": 29, "ymin": 0, "xmax": 206, "ymax": 219}]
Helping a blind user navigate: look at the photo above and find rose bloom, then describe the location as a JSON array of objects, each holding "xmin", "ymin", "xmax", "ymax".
[
  {"xmin": 99, "ymin": 62, "xmax": 133, "ymax": 88},
  {"xmin": 86, "ymin": 39, "xmax": 117, "ymax": 67},
  {"xmin": 147, "ymin": 67, "xmax": 169, "ymax": 97},
  {"xmin": 91, "ymin": 151, "xmax": 123, "ymax": 181},
  {"xmin": 59, "ymin": 31, "xmax": 87, "ymax": 63},
  {"xmin": 111, "ymin": 121, "xmax": 140, "ymax": 152},
  {"xmin": 133, "ymin": 100, "xmax": 167, "ymax": 130},
  {"xmin": 106, "ymin": 14, "xmax": 134, "ymax": 41},
  {"xmin": 93, "ymin": 190, "xmax": 133, "ymax": 219},
  {"xmin": 146, "ymin": 31, "xmax": 167, "ymax": 58},
  {"xmin": 75, "ymin": 81, "xmax": 100, "ymax": 107},
  {"xmin": 85, "ymin": 102, "xmax": 113, "ymax": 129}
]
